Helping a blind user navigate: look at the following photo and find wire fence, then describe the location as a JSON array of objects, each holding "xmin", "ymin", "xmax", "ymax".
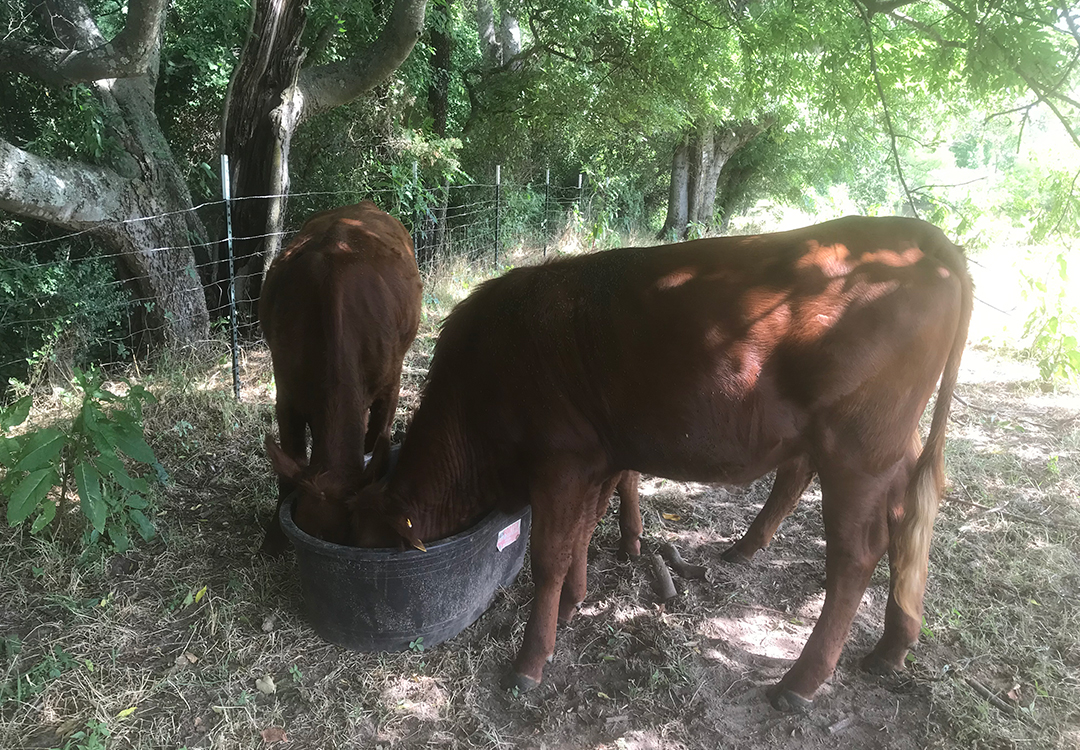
[{"xmin": 0, "ymin": 168, "xmax": 597, "ymax": 395}]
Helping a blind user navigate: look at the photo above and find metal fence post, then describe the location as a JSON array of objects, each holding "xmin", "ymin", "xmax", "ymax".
[
  {"xmin": 543, "ymin": 167, "xmax": 550, "ymax": 258},
  {"xmin": 219, "ymin": 154, "xmax": 240, "ymax": 401},
  {"xmin": 494, "ymin": 164, "xmax": 501, "ymax": 268}
]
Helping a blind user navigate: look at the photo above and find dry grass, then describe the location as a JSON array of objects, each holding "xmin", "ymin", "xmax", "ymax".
[{"xmin": 2, "ymin": 239, "xmax": 1079, "ymax": 749}]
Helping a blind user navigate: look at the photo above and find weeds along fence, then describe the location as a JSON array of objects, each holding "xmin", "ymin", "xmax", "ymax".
[{"xmin": 0, "ymin": 167, "xmax": 600, "ymax": 396}]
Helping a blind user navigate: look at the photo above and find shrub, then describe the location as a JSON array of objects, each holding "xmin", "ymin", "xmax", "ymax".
[{"xmin": 1, "ymin": 368, "xmax": 165, "ymax": 551}]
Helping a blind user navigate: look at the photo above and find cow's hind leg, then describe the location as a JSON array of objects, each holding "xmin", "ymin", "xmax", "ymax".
[
  {"xmin": 723, "ymin": 455, "xmax": 813, "ymax": 564},
  {"xmin": 863, "ymin": 436, "xmax": 924, "ymax": 674},
  {"xmin": 770, "ymin": 465, "xmax": 891, "ymax": 711},
  {"xmin": 260, "ymin": 404, "xmax": 306, "ymax": 556},
  {"xmin": 615, "ymin": 471, "xmax": 642, "ymax": 560},
  {"xmin": 560, "ymin": 475, "xmax": 621, "ymax": 622}
]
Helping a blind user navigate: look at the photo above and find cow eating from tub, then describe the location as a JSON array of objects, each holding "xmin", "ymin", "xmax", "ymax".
[
  {"xmin": 259, "ymin": 201, "xmax": 422, "ymax": 555},
  {"xmin": 349, "ymin": 216, "xmax": 972, "ymax": 710}
]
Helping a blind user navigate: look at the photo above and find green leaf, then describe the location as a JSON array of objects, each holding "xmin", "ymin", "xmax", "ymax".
[
  {"xmin": 108, "ymin": 416, "xmax": 157, "ymax": 466},
  {"xmin": 74, "ymin": 461, "xmax": 106, "ymax": 533},
  {"xmin": 107, "ymin": 523, "xmax": 130, "ymax": 553},
  {"xmin": 93, "ymin": 451, "xmax": 149, "ymax": 494},
  {"xmin": 13, "ymin": 428, "xmax": 65, "ymax": 472},
  {"xmin": 124, "ymin": 495, "xmax": 148, "ymax": 510},
  {"xmin": 1067, "ymin": 349, "xmax": 1080, "ymax": 374},
  {"xmin": 0, "ymin": 435, "xmax": 20, "ymax": 466},
  {"xmin": 30, "ymin": 501, "xmax": 57, "ymax": 534},
  {"xmin": 7, "ymin": 467, "xmax": 59, "ymax": 526},
  {"xmin": 1, "ymin": 396, "xmax": 32, "ymax": 431},
  {"xmin": 128, "ymin": 508, "xmax": 155, "ymax": 541}
]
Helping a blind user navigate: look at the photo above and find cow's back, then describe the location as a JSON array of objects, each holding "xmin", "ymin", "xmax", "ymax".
[
  {"xmin": 261, "ymin": 202, "xmax": 421, "ymax": 460},
  {"xmin": 420, "ymin": 215, "xmax": 965, "ymax": 487}
]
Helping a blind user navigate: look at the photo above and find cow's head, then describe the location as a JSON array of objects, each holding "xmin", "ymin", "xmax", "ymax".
[
  {"xmin": 347, "ymin": 483, "xmax": 427, "ymax": 551},
  {"xmin": 264, "ymin": 435, "xmax": 353, "ymax": 545}
]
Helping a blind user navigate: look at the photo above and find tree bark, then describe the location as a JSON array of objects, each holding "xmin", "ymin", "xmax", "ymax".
[
  {"xmin": 220, "ymin": 0, "xmax": 308, "ymax": 311},
  {"xmin": 420, "ymin": 0, "xmax": 454, "ymax": 269},
  {"xmin": 715, "ymin": 156, "xmax": 758, "ymax": 235},
  {"xmin": 660, "ymin": 135, "xmax": 690, "ymax": 240},
  {"xmin": 0, "ymin": 0, "xmax": 209, "ymax": 347},
  {"xmin": 220, "ymin": 0, "xmax": 428, "ymax": 311},
  {"xmin": 663, "ymin": 119, "xmax": 773, "ymax": 240}
]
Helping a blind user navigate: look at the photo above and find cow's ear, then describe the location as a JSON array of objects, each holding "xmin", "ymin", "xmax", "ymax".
[
  {"xmin": 265, "ymin": 434, "xmax": 303, "ymax": 482},
  {"xmin": 390, "ymin": 515, "xmax": 427, "ymax": 552}
]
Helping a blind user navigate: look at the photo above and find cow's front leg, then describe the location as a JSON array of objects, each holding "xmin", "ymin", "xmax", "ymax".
[{"xmin": 510, "ymin": 512, "xmax": 574, "ymax": 691}]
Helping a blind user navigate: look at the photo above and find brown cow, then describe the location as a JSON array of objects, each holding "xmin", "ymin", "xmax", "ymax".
[
  {"xmin": 259, "ymin": 201, "xmax": 422, "ymax": 555},
  {"xmin": 350, "ymin": 216, "xmax": 972, "ymax": 710}
]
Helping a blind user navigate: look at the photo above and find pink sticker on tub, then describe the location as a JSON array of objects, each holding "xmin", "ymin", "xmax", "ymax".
[{"xmin": 497, "ymin": 519, "xmax": 521, "ymax": 551}]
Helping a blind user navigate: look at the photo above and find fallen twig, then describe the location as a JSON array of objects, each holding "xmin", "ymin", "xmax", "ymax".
[
  {"xmin": 659, "ymin": 541, "xmax": 707, "ymax": 579},
  {"xmin": 945, "ymin": 494, "xmax": 1080, "ymax": 532},
  {"xmin": 951, "ymin": 392, "xmax": 1054, "ymax": 430},
  {"xmin": 964, "ymin": 677, "xmax": 1033, "ymax": 724}
]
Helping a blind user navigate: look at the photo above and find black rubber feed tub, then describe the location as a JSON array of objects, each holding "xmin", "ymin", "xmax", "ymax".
[{"xmin": 280, "ymin": 495, "xmax": 531, "ymax": 652}]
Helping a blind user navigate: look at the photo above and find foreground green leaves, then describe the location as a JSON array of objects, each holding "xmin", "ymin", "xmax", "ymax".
[{"xmin": 0, "ymin": 367, "xmax": 165, "ymax": 551}]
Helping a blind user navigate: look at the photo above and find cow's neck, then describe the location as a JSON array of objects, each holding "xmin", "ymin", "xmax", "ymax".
[
  {"xmin": 310, "ymin": 396, "xmax": 368, "ymax": 474},
  {"xmin": 389, "ymin": 399, "xmax": 493, "ymax": 542}
]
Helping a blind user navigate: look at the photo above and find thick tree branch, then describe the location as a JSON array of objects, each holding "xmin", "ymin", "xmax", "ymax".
[
  {"xmin": 0, "ymin": 0, "xmax": 167, "ymax": 86},
  {"xmin": 860, "ymin": 0, "xmax": 922, "ymax": 15},
  {"xmin": 856, "ymin": 2, "xmax": 919, "ymax": 217},
  {"xmin": 0, "ymin": 136, "xmax": 129, "ymax": 228},
  {"xmin": 298, "ymin": 0, "xmax": 427, "ymax": 117},
  {"xmin": 886, "ymin": 10, "xmax": 963, "ymax": 47},
  {"xmin": 1062, "ymin": 3, "xmax": 1080, "ymax": 49}
]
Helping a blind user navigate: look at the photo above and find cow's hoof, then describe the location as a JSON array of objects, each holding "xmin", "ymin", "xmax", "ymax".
[
  {"xmin": 767, "ymin": 685, "xmax": 814, "ymax": 713},
  {"xmin": 721, "ymin": 546, "xmax": 754, "ymax": 565},
  {"xmin": 861, "ymin": 652, "xmax": 904, "ymax": 675},
  {"xmin": 558, "ymin": 601, "xmax": 583, "ymax": 624},
  {"xmin": 505, "ymin": 672, "xmax": 541, "ymax": 693},
  {"xmin": 616, "ymin": 540, "xmax": 641, "ymax": 561}
]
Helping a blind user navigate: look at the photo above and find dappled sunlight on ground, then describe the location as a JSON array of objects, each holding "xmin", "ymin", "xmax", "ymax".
[
  {"xmin": 699, "ymin": 612, "xmax": 810, "ymax": 663},
  {"xmin": 381, "ymin": 674, "xmax": 448, "ymax": 723}
]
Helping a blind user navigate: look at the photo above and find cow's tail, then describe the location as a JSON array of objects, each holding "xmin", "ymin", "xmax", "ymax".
[{"xmin": 892, "ymin": 241, "xmax": 973, "ymax": 621}]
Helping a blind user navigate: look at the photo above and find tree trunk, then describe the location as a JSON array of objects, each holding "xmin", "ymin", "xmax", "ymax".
[
  {"xmin": 663, "ymin": 119, "xmax": 773, "ymax": 240},
  {"xmin": 429, "ymin": 0, "xmax": 453, "ymax": 137},
  {"xmin": 660, "ymin": 135, "xmax": 690, "ymax": 240},
  {"xmin": 0, "ymin": 0, "xmax": 209, "ymax": 347},
  {"xmin": 220, "ymin": 0, "xmax": 428, "ymax": 316},
  {"xmin": 220, "ymin": 0, "xmax": 307, "ymax": 314},
  {"xmin": 686, "ymin": 122, "xmax": 713, "ymax": 229},
  {"xmin": 421, "ymin": 0, "xmax": 453, "ymax": 268},
  {"xmin": 716, "ymin": 158, "xmax": 757, "ymax": 235}
]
